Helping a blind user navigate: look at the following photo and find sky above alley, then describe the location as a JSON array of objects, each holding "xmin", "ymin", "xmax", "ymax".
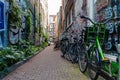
[{"xmin": 48, "ymin": 0, "xmax": 61, "ymax": 15}]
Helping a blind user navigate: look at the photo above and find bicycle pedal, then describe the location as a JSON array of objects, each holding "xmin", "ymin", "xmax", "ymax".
[{"xmin": 102, "ymin": 57, "xmax": 109, "ymax": 61}]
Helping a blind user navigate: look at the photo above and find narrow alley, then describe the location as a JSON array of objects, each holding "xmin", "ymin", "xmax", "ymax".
[
  {"xmin": 2, "ymin": 45, "xmax": 89, "ymax": 80},
  {"xmin": 0, "ymin": 0, "xmax": 120, "ymax": 80}
]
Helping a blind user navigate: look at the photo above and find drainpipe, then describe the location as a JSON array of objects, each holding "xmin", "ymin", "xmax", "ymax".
[
  {"xmin": 89, "ymin": 0, "xmax": 94, "ymax": 25},
  {"xmin": 39, "ymin": 0, "xmax": 40, "ymax": 45}
]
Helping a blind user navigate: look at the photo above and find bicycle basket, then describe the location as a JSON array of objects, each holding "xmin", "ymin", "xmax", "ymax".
[{"xmin": 85, "ymin": 24, "xmax": 106, "ymax": 44}]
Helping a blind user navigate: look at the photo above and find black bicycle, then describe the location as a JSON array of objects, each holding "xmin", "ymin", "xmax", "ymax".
[{"xmin": 78, "ymin": 30, "xmax": 88, "ymax": 73}]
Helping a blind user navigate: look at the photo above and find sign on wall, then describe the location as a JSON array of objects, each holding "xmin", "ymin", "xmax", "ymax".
[{"xmin": 0, "ymin": 1, "xmax": 4, "ymax": 31}]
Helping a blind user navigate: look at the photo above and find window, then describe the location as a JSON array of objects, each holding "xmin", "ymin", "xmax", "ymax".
[
  {"xmin": 50, "ymin": 17, "xmax": 53, "ymax": 22},
  {"xmin": 50, "ymin": 28, "xmax": 52, "ymax": 31}
]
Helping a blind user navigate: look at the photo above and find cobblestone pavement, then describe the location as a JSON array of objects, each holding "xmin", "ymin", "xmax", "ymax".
[{"xmin": 3, "ymin": 45, "xmax": 89, "ymax": 80}]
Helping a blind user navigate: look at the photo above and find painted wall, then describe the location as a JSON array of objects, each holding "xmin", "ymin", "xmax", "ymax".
[{"xmin": 0, "ymin": 0, "xmax": 9, "ymax": 47}]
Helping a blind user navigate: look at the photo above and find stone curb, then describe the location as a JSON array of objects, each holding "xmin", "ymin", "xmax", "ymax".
[{"xmin": 0, "ymin": 48, "xmax": 45, "ymax": 79}]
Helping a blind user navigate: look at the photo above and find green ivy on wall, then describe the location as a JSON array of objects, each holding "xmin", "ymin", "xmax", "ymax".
[
  {"xmin": 33, "ymin": 3, "xmax": 37, "ymax": 45},
  {"xmin": 9, "ymin": 0, "xmax": 23, "ymax": 28},
  {"xmin": 25, "ymin": 9, "xmax": 32, "ymax": 41},
  {"xmin": 34, "ymin": 2, "xmax": 38, "ymax": 34}
]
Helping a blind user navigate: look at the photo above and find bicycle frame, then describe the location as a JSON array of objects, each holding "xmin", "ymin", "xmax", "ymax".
[
  {"xmin": 87, "ymin": 25, "xmax": 119, "ymax": 79},
  {"xmin": 80, "ymin": 16, "xmax": 120, "ymax": 79},
  {"xmin": 87, "ymin": 30, "xmax": 104, "ymax": 64}
]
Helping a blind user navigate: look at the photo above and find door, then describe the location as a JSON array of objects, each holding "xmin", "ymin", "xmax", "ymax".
[{"xmin": 0, "ymin": 1, "xmax": 4, "ymax": 30}]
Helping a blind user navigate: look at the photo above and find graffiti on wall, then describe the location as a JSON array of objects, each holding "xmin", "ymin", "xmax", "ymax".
[
  {"xmin": 0, "ymin": 1, "xmax": 4, "ymax": 48},
  {"xmin": 0, "ymin": 1, "xmax": 4, "ymax": 31},
  {"xmin": 8, "ymin": 16, "xmax": 26, "ymax": 45},
  {"xmin": 95, "ymin": 0, "xmax": 120, "ymax": 56}
]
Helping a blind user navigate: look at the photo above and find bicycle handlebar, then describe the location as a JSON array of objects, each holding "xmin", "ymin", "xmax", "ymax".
[
  {"xmin": 80, "ymin": 16, "xmax": 95, "ymax": 24},
  {"xmin": 80, "ymin": 15, "xmax": 120, "ymax": 25}
]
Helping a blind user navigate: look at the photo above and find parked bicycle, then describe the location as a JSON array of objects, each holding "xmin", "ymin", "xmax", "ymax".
[
  {"xmin": 67, "ymin": 30, "xmax": 81, "ymax": 63},
  {"xmin": 79, "ymin": 15, "xmax": 120, "ymax": 80},
  {"xmin": 60, "ymin": 33, "xmax": 69, "ymax": 58},
  {"xmin": 77, "ymin": 30, "xmax": 88, "ymax": 73}
]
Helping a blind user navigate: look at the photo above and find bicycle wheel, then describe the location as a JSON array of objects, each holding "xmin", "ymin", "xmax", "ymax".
[
  {"xmin": 68, "ymin": 44, "xmax": 77, "ymax": 63},
  {"xmin": 61, "ymin": 42, "xmax": 66, "ymax": 56},
  {"xmin": 60, "ymin": 42, "xmax": 64, "ymax": 53},
  {"xmin": 61, "ymin": 40, "xmax": 69, "ymax": 57},
  {"xmin": 78, "ymin": 44, "xmax": 88, "ymax": 73},
  {"xmin": 88, "ymin": 48, "xmax": 99, "ymax": 80}
]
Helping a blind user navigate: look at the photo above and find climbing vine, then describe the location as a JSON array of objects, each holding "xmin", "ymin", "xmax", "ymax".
[
  {"xmin": 25, "ymin": 9, "xmax": 32, "ymax": 41},
  {"xmin": 9, "ymin": 0, "xmax": 23, "ymax": 28},
  {"xmin": 34, "ymin": 2, "xmax": 38, "ymax": 34}
]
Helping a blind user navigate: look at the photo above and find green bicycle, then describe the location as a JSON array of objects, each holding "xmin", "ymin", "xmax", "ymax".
[{"xmin": 79, "ymin": 15, "xmax": 120, "ymax": 80}]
